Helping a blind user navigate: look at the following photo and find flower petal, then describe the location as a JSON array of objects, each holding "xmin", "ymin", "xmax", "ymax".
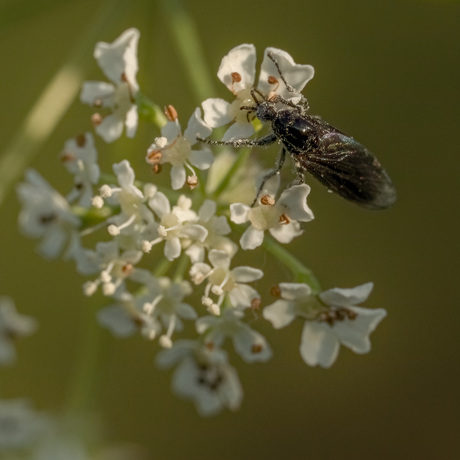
[
  {"xmin": 240, "ymin": 226, "xmax": 264, "ymax": 250},
  {"xmin": 222, "ymin": 121, "xmax": 255, "ymax": 142},
  {"xmin": 300, "ymin": 321, "xmax": 340, "ymax": 368},
  {"xmin": 189, "ymin": 149, "xmax": 214, "ymax": 170},
  {"xmin": 80, "ymin": 81, "xmax": 115, "ymax": 107},
  {"xmin": 278, "ymin": 184, "xmax": 314, "ymax": 222},
  {"xmin": 184, "ymin": 107, "xmax": 212, "ymax": 144},
  {"xmin": 230, "ymin": 203, "xmax": 250, "ymax": 224},
  {"xmin": 94, "ymin": 28, "xmax": 139, "ymax": 90},
  {"xmin": 278, "ymin": 282, "xmax": 311, "ymax": 300},
  {"xmin": 171, "ymin": 164, "xmax": 186, "ymax": 190},
  {"xmin": 258, "ymin": 47, "xmax": 314, "ymax": 98},
  {"xmin": 320, "ymin": 282, "xmax": 374, "ymax": 307},
  {"xmin": 95, "ymin": 113, "xmax": 124, "ymax": 143},
  {"xmin": 334, "ymin": 307, "xmax": 387, "ymax": 354},
  {"xmin": 263, "ymin": 300, "xmax": 297, "ymax": 329},
  {"xmin": 217, "ymin": 44, "xmax": 256, "ymax": 94},
  {"xmin": 232, "ymin": 266, "xmax": 263, "ymax": 283},
  {"xmin": 202, "ymin": 98, "xmax": 233, "ymax": 128}
]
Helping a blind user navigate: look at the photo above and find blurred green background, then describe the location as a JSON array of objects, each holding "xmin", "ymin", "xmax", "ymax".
[{"xmin": 1, "ymin": 0, "xmax": 459, "ymax": 458}]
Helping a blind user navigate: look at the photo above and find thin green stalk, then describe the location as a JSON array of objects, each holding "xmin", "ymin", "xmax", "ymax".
[
  {"xmin": 173, "ymin": 254, "xmax": 190, "ymax": 282},
  {"xmin": 212, "ymin": 148, "xmax": 252, "ymax": 199},
  {"xmin": 262, "ymin": 237, "xmax": 322, "ymax": 293},
  {"xmin": 157, "ymin": 0, "xmax": 217, "ymax": 104},
  {"xmin": 65, "ymin": 298, "xmax": 107, "ymax": 415}
]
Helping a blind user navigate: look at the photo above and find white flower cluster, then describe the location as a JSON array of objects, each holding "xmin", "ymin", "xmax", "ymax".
[{"xmin": 16, "ymin": 30, "xmax": 388, "ymax": 416}]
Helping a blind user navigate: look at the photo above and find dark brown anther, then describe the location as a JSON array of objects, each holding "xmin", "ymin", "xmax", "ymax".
[
  {"xmin": 270, "ymin": 285, "xmax": 281, "ymax": 298},
  {"xmin": 251, "ymin": 297, "xmax": 261, "ymax": 311},
  {"xmin": 60, "ymin": 152, "xmax": 74, "ymax": 163},
  {"xmin": 251, "ymin": 343, "xmax": 263, "ymax": 354},
  {"xmin": 76, "ymin": 133, "xmax": 86, "ymax": 147},
  {"xmin": 122, "ymin": 263, "xmax": 134, "ymax": 276},
  {"xmin": 268, "ymin": 75, "xmax": 278, "ymax": 85},
  {"xmin": 205, "ymin": 342, "xmax": 214, "ymax": 351},
  {"xmin": 164, "ymin": 104, "xmax": 178, "ymax": 122},
  {"xmin": 40, "ymin": 213, "xmax": 56, "ymax": 225},
  {"xmin": 347, "ymin": 309, "xmax": 358, "ymax": 320}
]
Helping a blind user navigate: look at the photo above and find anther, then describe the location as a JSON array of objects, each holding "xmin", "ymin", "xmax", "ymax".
[
  {"xmin": 91, "ymin": 113, "xmax": 103, "ymax": 126},
  {"xmin": 270, "ymin": 285, "xmax": 281, "ymax": 298},
  {"xmin": 231, "ymin": 72, "xmax": 242, "ymax": 83},
  {"xmin": 187, "ymin": 175, "xmax": 198, "ymax": 189},
  {"xmin": 76, "ymin": 133, "xmax": 86, "ymax": 147},
  {"xmin": 260, "ymin": 194, "xmax": 275, "ymax": 206},
  {"xmin": 164, "ymin": 104, "xmax": 178, "ymax": 122},
  {"xmin": 279, "ymin": 214, "xmax": 290, "ymax": 225}
]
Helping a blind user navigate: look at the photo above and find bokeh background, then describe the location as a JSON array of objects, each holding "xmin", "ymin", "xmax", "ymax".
[{"xmin": 1, "ymin": 0, "xmax": 459, "ymax": 458}]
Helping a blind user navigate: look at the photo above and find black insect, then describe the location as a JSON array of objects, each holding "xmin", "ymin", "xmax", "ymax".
[{"xmin": 199, "ymin": 52, "xmax": 396, "ymax": 210}]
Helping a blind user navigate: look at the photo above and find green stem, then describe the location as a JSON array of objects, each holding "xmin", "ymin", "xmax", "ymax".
[
  {"xmin": 136, "ymin": 91, "xmax": 167, "ymax": 128},
  {"xmin": 65, "ymin": 298, "xmax": 107, "ymax": 415},
  {"xmin": 157, "ymin": 0, "xmax": 217, "ymax": 104},
  {"xmin": 262, "ymin": 237, "xmax": 322, "ymax": 294},
  {"xmin": 173, "ymin": 254, "xmax": 190, "ymax": 282},
  {"xmin": 212, "ymin": 148, "xmax": 252, "ymax": 199}
]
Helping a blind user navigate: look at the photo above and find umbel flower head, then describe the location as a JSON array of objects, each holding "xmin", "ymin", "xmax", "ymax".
[
  {"xmin": 80, "ymin": 28, "xmax": 140, "ymax": 142},
  {"xmin": 16, "ymin": 30, "xmax": 391, "ymax": 417}
]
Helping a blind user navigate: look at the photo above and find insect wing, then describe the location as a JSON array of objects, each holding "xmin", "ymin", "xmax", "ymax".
[{"xmin": 297, "ymin": 129, "xmax": 396, "ymax": 210}]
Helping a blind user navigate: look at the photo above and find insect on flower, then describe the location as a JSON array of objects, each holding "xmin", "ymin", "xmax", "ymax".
[{"xmin": 199, "ymin": 52, "xmax": 396, "ymax": 210}]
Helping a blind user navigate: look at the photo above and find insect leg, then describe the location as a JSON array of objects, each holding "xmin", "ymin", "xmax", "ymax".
[
  {"xmin": 267, "ymin": 52, "xmax": 310, "ymax": 113},
  {"xmin": 251, "ymin": 148, "xmax": 287, "ymax": 206},
  {"xmin": 197, "ymin": 133, "xmax": 277, "ymax": 149}
]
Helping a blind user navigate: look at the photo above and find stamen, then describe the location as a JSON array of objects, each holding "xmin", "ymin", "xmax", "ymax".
[
  {"xmin": 144, "ymin": 294, "xmax": 163, "ymax": 315},
  {"xmin": 76, "ymin": 133, "xmax": 86, "ymax": 147},
  {"xmin": 260, "ymin": 194, "xmax": 275, "ymax": 206},
  {"xmin": 270, "ymin": 285, "xmax": 281, "ymax": 297},
  {"xmin": 279, "ymin": 214, "xmax": 290, "ymax": 225},
  {"xmin": 91, "ymin": 113, "xmax": 103, "ymax": 126},
  {"xmin": 164, "ymin": 104, "xmax": 178, "ymax": 121}
]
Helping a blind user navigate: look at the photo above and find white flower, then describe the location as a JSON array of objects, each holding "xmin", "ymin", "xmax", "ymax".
[
  {"xmin": 185, "ymin": 199, "xmax": 237, "ymax": 263},
  {"xmin": 146, "ymin": 108, "xmax": 214, "ymax": 190},
  {"xmin": 0, "ymin": 297, "xmax": 37, "ymax": 366},
  {"xmin": 156, "ymin": 340, "xmax": 243, "ymax": 416},
  {"xmin": 60, "ymin": 133, "xmax": 100, "ymax": 208},
  {"xmin": 80, "ymin": 28, "xmax": 140, "ymax": 142},
  {"xmin": 263, "ymin": 282, "xmax": 387, "ymax": 368},
  {"xmin": 100, "ymin": 160, "xmax": 155, "ymax": 238},
  {"xmin": 17, "ymin": 170, "xmax": 81, "ymax": 259},
  {"xmin": 202, "ymin": 44, "xmax": 314, "ymax": 141},
  {"xmin": 0, "ymin": 399, "xmax": 49, "ymax": 451},
  {"xmin": 144, "ymin": 193, "xmax": 207, "ymax": 261},
  {"xmin": 230, "ymin": 175, "xmax": 314, "ymax": 249},
  {"xmin": 78, "ymin": 241, "xmax": 142, "ymax": 296},
  {"xmin": 132, "ymin": 270, "xmax": 197, "ymax": 344},
  {"xmin": 97, "ymin": 292, "xmax": 160, "ymax": 340},
  {"xmin": 196, "ymin": 309, "xmax": 272, "ymax": 363},
  {"xmin": 190, "ymin": 249, "xmax": 263, "ymax": 314}
]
